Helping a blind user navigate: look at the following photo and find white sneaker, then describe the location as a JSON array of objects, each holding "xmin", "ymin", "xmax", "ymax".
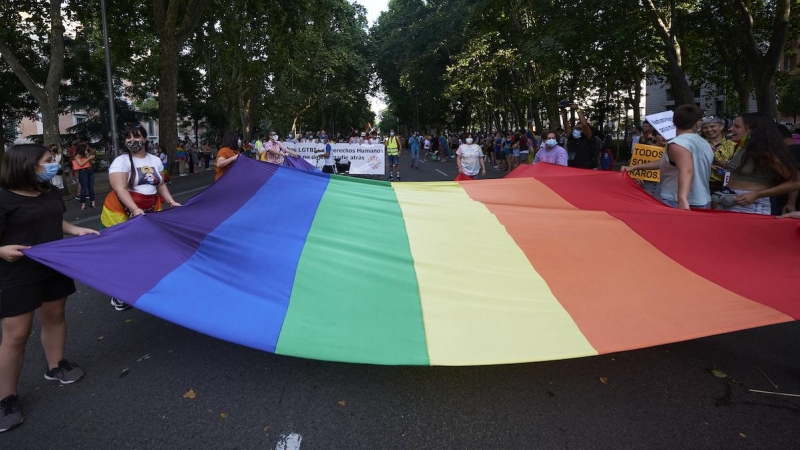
[{"xmin": 110, "ymin": 298, "xmax": 132, "ymax": 311}]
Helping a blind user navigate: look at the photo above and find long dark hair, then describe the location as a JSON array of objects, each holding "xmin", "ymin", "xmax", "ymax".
[
  {"xmin": 0, "ymin": 144, "xmax": 51, "ymax": 193},
  {"xmin": 220, "ymin": 131, "xmax": 239, "ymax": 150},
  {"xmin": 738, "ymin": 113, "xmax": 800, "ymax": 182},
  {"xmin": 123, "ymin": 124, "xmax": 149, "ymax": 153},
  {"xmin": 74, "ymin": 143, "xmax": 88, "ymax": 159}
]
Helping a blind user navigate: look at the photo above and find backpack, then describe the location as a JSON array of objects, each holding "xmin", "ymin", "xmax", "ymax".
[{"xmin": 600, "ymin": 148, "xmax": 614, "ymax": 170}]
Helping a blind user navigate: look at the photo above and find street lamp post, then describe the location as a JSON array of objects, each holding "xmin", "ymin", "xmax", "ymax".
[{"xmin": 100, "ymin": 0, "xmax": 119, "ymax": 158}]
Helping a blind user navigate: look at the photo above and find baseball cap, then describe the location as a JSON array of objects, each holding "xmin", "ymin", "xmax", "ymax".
[{"xmin": 701, "ymin": 116, "xmax": 725, "ymax": 126}]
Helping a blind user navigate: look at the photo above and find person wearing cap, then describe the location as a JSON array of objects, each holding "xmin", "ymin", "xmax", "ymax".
[
  {"xmin": 385, "ymin": 129, "xmax": 402, "ymax": 180},
  {"xmin": 701, "ymin": 116, "xmax": 736, "ymax": 193}
]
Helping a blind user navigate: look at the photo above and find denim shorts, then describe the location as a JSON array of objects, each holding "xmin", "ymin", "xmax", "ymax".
[{"xmin": 388, "ymin": 155, "xmax": 399, "ymax": 165}]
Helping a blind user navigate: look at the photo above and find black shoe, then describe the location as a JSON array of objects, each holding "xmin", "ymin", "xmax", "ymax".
[
  {"xmin": 0, "ymin": 395, "xmax": 23, "ymax": 432},
  {"xmin": 44, "ymin": 359, "xmax": 85, "ymax": 384}
]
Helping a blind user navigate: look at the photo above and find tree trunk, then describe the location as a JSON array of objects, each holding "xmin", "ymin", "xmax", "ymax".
[
  {"xmin": 41, "ymin": 107, "xmax": 60, "ymax": 148},
  {"xmin": 754, "ymin": 77, "xmax": 778, "ymax": 118},
  {"xmin": 0, "ymin": 109, "xmax": 5, "ymax": 158},
  {"xmin": 632, "ymin": 83, "xmax": 642, "ymax": 126},
  {"xmin": 158, "ymin": 37, "xmax": 180, "ymax": 167},
  {"xmin": 664, "ymin": 47, "xmax": 694, "ymax": 106},
  {"xmin": 643, "ymin": 0, "xmax": 694, "ymax": 106},
  {"xmin": 152, "ymin": 0, "xmax": 209, "ymax": 171},
  {"xmin": 239, "ymin": 96, "xmax": 252, "ymax": 141}
]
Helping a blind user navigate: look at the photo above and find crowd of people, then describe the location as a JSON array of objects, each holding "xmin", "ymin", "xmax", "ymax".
[{"xmin": 623, "ymin": 104, "xmax": 800, "ymax": 216}]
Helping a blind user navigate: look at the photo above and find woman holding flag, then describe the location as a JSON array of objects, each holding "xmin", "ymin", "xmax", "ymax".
[{"xmin": 101, "ymin": 125, "xmax": 182, "ymax": 311}]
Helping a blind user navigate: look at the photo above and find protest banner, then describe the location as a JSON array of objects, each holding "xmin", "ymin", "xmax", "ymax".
[
  {"xmin": 645, "ymin": 111, "xmax": 676, "ymax": 140},
  {"xmin": 628, "ymin": 143, "xmax": 664, "ymax": 182},
  {"xmin": 283, "ymin": 143, "xmax": 386, "ymax": 175}
]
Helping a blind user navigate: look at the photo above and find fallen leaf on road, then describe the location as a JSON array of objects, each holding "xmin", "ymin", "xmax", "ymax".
[
  {"xmin": 97, "ymin": 336, "xmax": 104, "ymax": 340},
  {"xmin": 599, "ymin": 377, "xmax": 608, "ymax": 385},
  {"xmin": 183, "ymin": 389, "xmax": 196, "ymax": 399},
  {"xmin": 739, "ymin": 433, "xmax": 746, "ymax": 438},
  {"xmin": 338, "ymin": 400, "xmax": 346, "ymax": 406},
  {"xmin": 120, "ymin": 368, "xmax": 130, "ymax": 378},
  {"xmin": 263, "ymin": 426, "xmax": 271, "ymax": 433},
  {"xmin": 136, "ymin": 354, "xmax": 150, "ymax": 362},
  {"xmin": 709, "ymin": 368, "xmax": 728, "ymax": 379},
  {"xmin": 219, "ymin": 413, "xmax": 228, "ymax": 421},
  {"xmin": 124, "ymin": 319, "xmax": 133, "ymax": 324}
]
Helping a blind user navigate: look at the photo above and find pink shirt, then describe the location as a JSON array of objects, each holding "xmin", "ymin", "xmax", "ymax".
[
  {"xmin": 533, "ymin": 144, "xmax": 568, "ymax": 166},
  {"xmin": 263, "ymin": 140, "xmax": 288, "ymax": 164}
]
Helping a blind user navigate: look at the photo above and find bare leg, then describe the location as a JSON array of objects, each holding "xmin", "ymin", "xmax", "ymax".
[
  {"xmin": 0, "ymin": 312, "xmax": 35, "ymax": 398},
  {"xmin": 38, "ymin": 298, "xmax": 67, "ymax": 370}
]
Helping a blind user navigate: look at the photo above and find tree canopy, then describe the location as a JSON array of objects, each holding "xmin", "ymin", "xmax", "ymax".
[
  {"xmin": 0, "ymin": 0, "xmax": 796, "ymax": 152},
  {"xmin": 370, "ymin": 0, "xmax": 797, "ymax": 133}
]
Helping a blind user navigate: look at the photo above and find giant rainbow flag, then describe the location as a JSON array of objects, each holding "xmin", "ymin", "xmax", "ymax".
[{"xmin": 26, "ymin": 157, "xmax": 800, "ymax": 366}]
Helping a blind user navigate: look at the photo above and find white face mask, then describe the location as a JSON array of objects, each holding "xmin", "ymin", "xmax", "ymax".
[
  {"xmin": 390, "ymin": 132, "xmax": 395, "ymax": 136},
  {"xmin": 270, "ymin": 135, "xmax": 276, "ymax": 141},
  {"xmin": 465, "ymin": 138, "xmax": 474, "ymax": 144}
]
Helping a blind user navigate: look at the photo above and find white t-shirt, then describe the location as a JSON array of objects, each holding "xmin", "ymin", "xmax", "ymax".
[
  {"xmin": 323, "ymin": 144, "xmax": 335, "ymax": 166},
  {"xmin": 51, "ymin": 153, "xmax": 64, "ymax": 189},
  {"xmin": 456, "ymin": 144, "xmax": 484, "ymax": 176},
  {"xmin": 109, "ymin": 153, "xmax": 165, "ymax": 195}
]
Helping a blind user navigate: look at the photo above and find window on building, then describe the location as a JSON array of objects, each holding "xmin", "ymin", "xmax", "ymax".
[
  {"xmin": 666, "ymin": 88, "xmax": 674, "ymax": 101},
  {"xmin": 148, "ymin": 121, "xmax": 155, "ymax": 135},
  {"xmin": 694, "ymin": 88, "xmax": 701, "ymax": 98}
]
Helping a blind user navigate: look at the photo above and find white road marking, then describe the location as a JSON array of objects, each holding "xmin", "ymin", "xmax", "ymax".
[
  {"xmin": 275, "ymin": 433, "xmax": 302, "ymax": 450},
  {"xmin": 435, "ymin": 169, "xmax": 449, "ymax": 177}
]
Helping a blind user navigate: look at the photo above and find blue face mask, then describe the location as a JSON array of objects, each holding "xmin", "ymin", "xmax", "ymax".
[
  {"xmin": 545, "ymin": 139, "xmax": 557, "ymax": 148},
  {"xmin": 572, "ymin": 130, "xmax": 582, "ymax": 139},
  {"xmin": 37, "ymin": 162, "xmax": 60, "ymax": 182}
]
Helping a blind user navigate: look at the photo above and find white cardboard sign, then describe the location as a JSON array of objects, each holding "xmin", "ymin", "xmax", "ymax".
[{"xmin": 645, "ymin": 111, "xmax": 676, "ymax": 140}]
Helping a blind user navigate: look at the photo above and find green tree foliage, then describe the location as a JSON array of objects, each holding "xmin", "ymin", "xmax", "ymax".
[
  {"xmin": 0, "ymin": 59, "xmax": 38, "ymax": 154},
  {"xmin": 372, "ymin": 0, "xmax": 797, "ymax": 133},
  {"xmin": 0, "ymin": 0, "xmax": 69, "ymax": 150},
  {"xmin": 778, "ymin": 73, "xmax": 800, "ymax": 123}
]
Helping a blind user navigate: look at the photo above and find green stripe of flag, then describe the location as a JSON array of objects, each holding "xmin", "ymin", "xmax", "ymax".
[{"xmin": 275, "ymin": 177, "xmax": 429, "ymax": 365}]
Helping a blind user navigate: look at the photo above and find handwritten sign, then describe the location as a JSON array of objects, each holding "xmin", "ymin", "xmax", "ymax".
[
  {"xmin": 628, "ymin": 143, "xmax": 664, "ymax": 182},
  {"xmin": 645, "ymin": 111, "xmax": 676, "ymax": 140}
]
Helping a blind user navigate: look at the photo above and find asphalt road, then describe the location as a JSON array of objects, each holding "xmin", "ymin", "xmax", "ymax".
[{"xmin": 4, "ymin": 154, "xmax": 800, "ymax": 449}]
